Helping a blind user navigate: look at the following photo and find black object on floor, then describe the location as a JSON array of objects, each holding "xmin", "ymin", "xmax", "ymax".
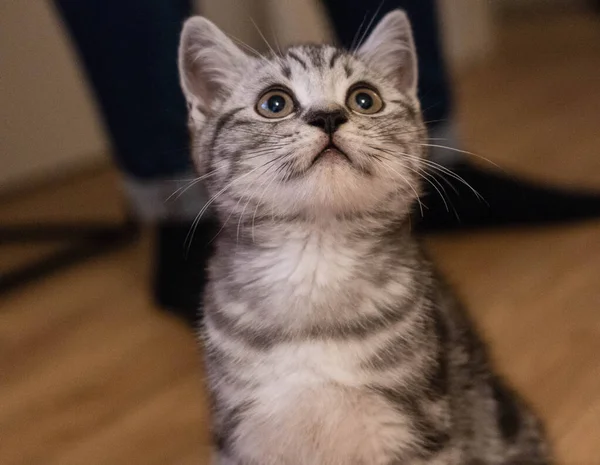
[
  {"xmin": 415, "ymin": 162, "xmax": 600, "ymax": 233},
  {"xmin": 0, "ymin": 219, "xmax": 139, "ymax": 294},
  {"xmin": 154, "ymin": 219, "xmax": 218, "ymax": 325}
]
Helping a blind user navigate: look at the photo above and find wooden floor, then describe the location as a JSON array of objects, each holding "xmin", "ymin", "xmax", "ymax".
[{"xmin": 1, "ymin": 11, "xmax": 599, "ymax": 465}]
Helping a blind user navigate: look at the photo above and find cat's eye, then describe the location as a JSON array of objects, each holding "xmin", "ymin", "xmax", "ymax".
[
  {"xmin": 346, "ymin": 87, "xmax": 384, "ymax": 115},
  {"xmin": 256, "ymin": 89, "xmax": 295, "ymax": 119}
]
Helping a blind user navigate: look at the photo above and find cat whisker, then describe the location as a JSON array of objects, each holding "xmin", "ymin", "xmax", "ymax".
[
  {"xmin": 374, "ymin": 157, "xmax": 425, "ymax": 217},
  {"xmin": 408, "ymin": 155, "xmax": 487, "ymax": 204},
  {"xmin": 238, "ymin": 161, "xmax": 283, "ymax": 243},
  {"xmin": 361, "ymin": 125, "xmax": 428, "ymax": 138},
  {"xmin": 185, "ymin": 165, "xmax": 262, "ymax": 255},
  {"xmin": 269, "ymin": 23, "xmax": 283, "ymax": 56},
  {"xmin": 362, "ymin": 119, "xmax": 445, "ymax": 133},
  {"xmin": 165, "ymin": 168, "xmax": 222, "ymax": 203},
  {"xmin": 227, "ymin": 33, "xmax": 284, "ymax": 76},
  {"xmin": 257, "ymin": 152, "xmax": 294, "ymax": 173},
  {"xmin": 216, "ymin": 174, "xmax": 260, "ymax": 246},
  {"xmin": 249, "ymin": 17, "xmax": 279, "ymax": 59},
  {"xmin": 377, "ymin": 159, "xmax": 425, "ymax": 217},
  {"xmin": 237, "ymin": 187, "xmax": 258, "ymax": 244},
  {"xmin": 418, "ymin": 143, "xmax": 503, "ymax": 170},
  {"xmin": 350, "ymin": 12, "xmax": 370, "ymax": 52},
  {"xmin": 373, "ymin": 149, "xmax": 452, "ymax": 215},
  {"xmin": 425, "ymin": 171, "xmax": 461, "ymax": 220},
  {"xmin": 233, "ymin": 146, "xmax": 296, "ymax": 163},
  {"xmin": 368, "ymin": 144, "xmax": 486, "ymax": 204},
  {"xmin": 352, "ymin": 0, "xmax": 386, "ymax": 53},
  {"xmin": 411, "ymin": 166, "xmax": 454, "ymax": 214},
  {"xmin": 423, "ymin": 167, "xmax": 460, "ymax": 196},
  {"xmin": 228, "ymin": 34, "xmax": 268, "ymax": 60},
  {"xmin": 252, "ymin": 170, "xmax": 281, "ymax": 243}
]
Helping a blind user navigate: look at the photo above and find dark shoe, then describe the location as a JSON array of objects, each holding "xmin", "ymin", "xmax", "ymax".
[
  {"xmin": 415, "ymin": 162, "xmax": 600, "ymax": 233},
  {"xmin": 153, "ymin": 219, "xmax": 218, "ymax": 325}
]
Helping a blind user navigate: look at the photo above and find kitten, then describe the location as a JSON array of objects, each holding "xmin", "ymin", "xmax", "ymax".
[{"xmin": 178, "ymin": 10, "xmax": 551, "ymax": 465}]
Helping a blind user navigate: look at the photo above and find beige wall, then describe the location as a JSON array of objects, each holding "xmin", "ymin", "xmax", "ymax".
[
  {"xmin": 199, "ymin": 0, "xmax": 333, "ymax": 51},
  {"xmin": 264, "ymin": 0, "xmax": 333, "ymax": 48},
  {"xmin": 0, "ymin": 1, "xmax": 108, "ymax": 192},
  {"xmin": 439, "ymin": 0, "xmax": 494, "ymax": 70}
]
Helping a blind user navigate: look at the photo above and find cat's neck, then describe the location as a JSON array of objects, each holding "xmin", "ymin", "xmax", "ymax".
[
  {"xmin": 211, "ymin": 214, "xmax": 422, "ymax": 331},
  {"xmin": 214, "ymin": 214, "xmax": 418, "ymax": 294},
  {"xmin": 218, "ymin": 213, "xmax": 412, "ymax": 255}
]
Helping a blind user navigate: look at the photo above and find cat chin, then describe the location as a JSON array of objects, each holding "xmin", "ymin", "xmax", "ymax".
[{"xmin": 267, "ymin": 174, "xmax": 412, "ymax": 219}]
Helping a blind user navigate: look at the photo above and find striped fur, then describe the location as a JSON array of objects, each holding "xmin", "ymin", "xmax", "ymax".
[{"xmin": 178, "ymin": 10, "xmax": 551, "ymax": 465}]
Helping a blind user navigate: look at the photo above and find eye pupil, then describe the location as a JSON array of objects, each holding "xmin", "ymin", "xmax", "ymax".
[
  {"xmin": 257, "ymin": 90, "xmax": 294, "ymax": 118},
  {"xmin": 264, "ymin": 95, "xmax": 286, "ymax": 113},
  {"xmin": 347, "ymin": 87, "xmax": 383, "ymax": 114},
  {"xmin": 355, "ymin": 92, "xmax": 373, "ymax": 110}
]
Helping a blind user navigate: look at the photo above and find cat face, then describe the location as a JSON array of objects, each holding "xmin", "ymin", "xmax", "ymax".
[{"xmin": 179, "ymin": 10, "xmax": 425, "ymax": 221}]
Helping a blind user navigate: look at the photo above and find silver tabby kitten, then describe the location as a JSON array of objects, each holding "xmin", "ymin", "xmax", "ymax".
[{"xmin": 178, "ymin": 10, "xmax": 550, "ymax": 465}]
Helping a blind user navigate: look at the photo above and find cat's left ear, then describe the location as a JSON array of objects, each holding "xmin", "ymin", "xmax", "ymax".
[
  {"xmin": 178, "ymin": 16, "xmax": 249, "ymax": 122},
  {"xmin": 357, "ymin": 10, "xmax": 418, "ymax": 95}
]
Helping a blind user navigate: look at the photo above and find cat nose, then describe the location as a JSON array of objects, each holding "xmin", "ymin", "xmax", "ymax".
[{"xmin": 305, "ymin": 109, "xmax": 348, "ymax": 134}]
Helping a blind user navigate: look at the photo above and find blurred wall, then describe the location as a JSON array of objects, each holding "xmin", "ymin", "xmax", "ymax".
[
  {"xmin": 264, "ymin": 0, "xmax": 333, "ymax": 47},
  {"xmin": 199, "ymin": 0, "xmax": 333, "ymax": 49},
  {"xmin": 498, "ymin": 0, "xmax": 587, "ymax": 8},
  {"xmin": 439, "ymin": 0, "xmax": 494, "ymax": 70},
  {"xmin": 0, "ymin": 1, "xmax": 108, "ymax": 192}
]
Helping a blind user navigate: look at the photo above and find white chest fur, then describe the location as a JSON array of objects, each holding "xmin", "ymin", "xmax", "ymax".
[
  {"xmin": 222, "ymin": 227, "xmax": 412, "ymax": 329},
  {"xmin": 208, "ymin": 321, "xmax": 422, "ymax": 465},
  {"xmin": 208, "ymin": 226, "xmax": 421, "ymax": 464},
  {"xmin": 221, "ymin": 339, "xmax": 416, "ymax": 465}
]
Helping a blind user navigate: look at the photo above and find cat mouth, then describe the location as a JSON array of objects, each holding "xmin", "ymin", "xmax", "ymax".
[{"xmin": 311, "ymin": 143, "xmax": 352, "ymax": 166}]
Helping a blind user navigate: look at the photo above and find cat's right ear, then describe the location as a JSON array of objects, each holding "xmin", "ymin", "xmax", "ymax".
[
  {"xmin": 178, "ymin": 17, "xmax": 249, "ymax": 125},
  {"xmin": 357, "ymin": 10, "xmax": 418, "ymax": 95}
]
